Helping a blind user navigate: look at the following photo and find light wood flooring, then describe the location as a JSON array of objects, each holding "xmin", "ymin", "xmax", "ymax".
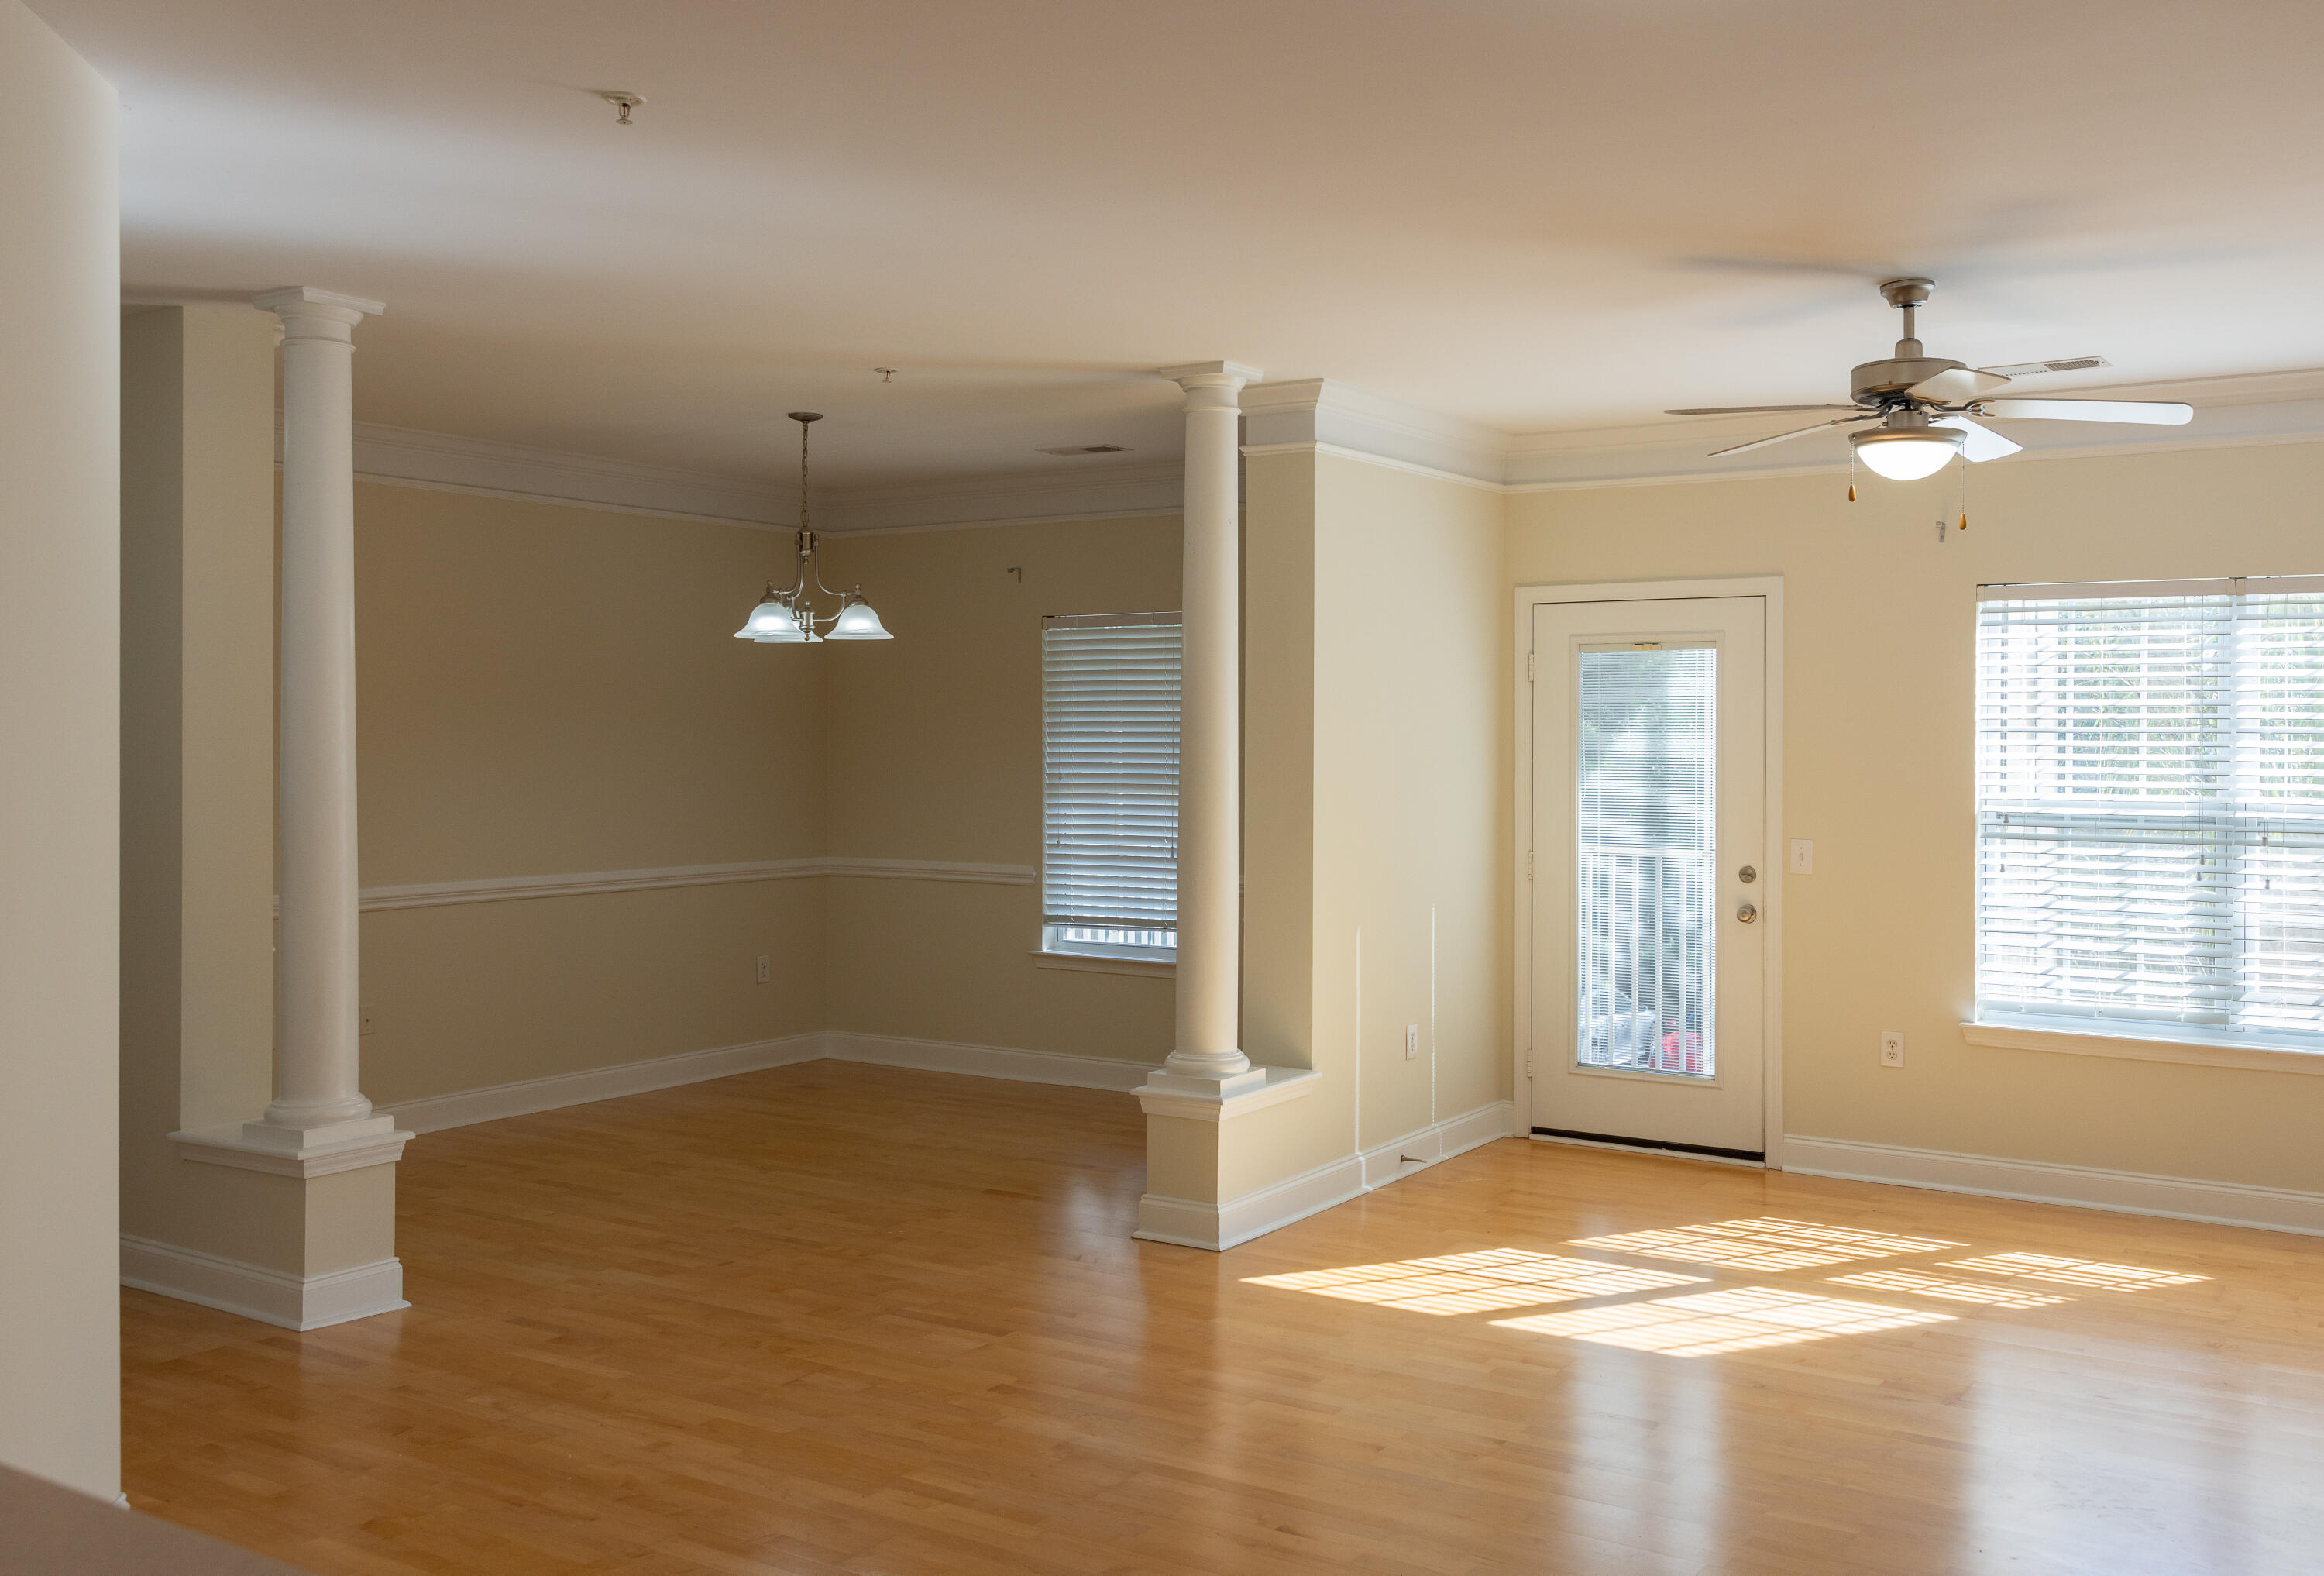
[{"xmin": 122, "ymin": 1062, "xmax": 2324, "ymax": 1575}]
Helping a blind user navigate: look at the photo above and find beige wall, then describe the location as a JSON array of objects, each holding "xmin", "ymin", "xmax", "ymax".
[
  {"xmin": 119, "ymin": 304, "xmax": 284, "ymax": 1264},
  {"xmin": 817, "ymin": 516, "xmax": 1180, "ymax": 1061},
  {"xmin": 354, "ymin": 483, "xmax": 826, "ymax": 1101},
  {"xmin": 1508, "ymin": 439, "xmax": 2324, "ymax": 1194},
  {"xmin": 1218, "ymin": 451, "xmax": 1508, "ymax": 1203},
  {"xmin": 0, "ymin": 0, "xmax": 121, "ymax": 1499}
]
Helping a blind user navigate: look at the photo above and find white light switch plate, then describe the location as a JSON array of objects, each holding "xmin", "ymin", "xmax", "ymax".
[
  {"xmin": 1790, "ymin": 838, "xmax": 1814, "ymax": 875},
  {"xmin": 1404, "ymin": 1024, "xmax": 1420, "ymax": 1059}
]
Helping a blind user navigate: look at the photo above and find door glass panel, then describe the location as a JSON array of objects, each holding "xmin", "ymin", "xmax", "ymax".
[{"xmin": 1575, "ymin": 645, "xmax": 1718, "ymax": 1077}]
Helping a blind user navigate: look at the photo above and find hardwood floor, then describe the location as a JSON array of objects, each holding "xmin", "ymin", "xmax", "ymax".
[{"xmin": 123, "ymin": 1062, "xmax": 2324, "ymax": 1575}]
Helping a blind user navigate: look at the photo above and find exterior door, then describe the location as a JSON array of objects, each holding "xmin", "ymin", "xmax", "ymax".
[{"xmin": 1531, "ymin": 597, "xmax": 1767, "ymax": 1158}]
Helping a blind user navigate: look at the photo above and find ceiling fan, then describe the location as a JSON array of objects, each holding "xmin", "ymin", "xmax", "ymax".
[{"xmin": 1666, "ymin": 277, "xmax": 2192, "ymax": 480}]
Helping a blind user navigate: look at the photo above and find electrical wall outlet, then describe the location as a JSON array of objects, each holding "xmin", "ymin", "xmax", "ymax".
[
  {"xmin": 755, "ymin": 954, "xmax": 772, "ymax": 984},
  {"xmin": 1790, "ymin": 838, "xmax": 1814, "ymax": 875},
  {"xmin": 1880, "ymin": 1031, "xmax": 1905, "ymax": 1067},
  {"xmin": 360, "ymin": 1006, "xmax": 377, "ymax": 1037},
  {"xmin": 1405, "ymin": 1024, "xmax": 1420, "ymax": 1060}
]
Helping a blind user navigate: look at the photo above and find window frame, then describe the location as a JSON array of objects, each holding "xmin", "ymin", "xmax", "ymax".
[
  {"xmin": 1972, "ymin": 574, "xmax": 2324, "ymax": 1065},
  {"xmin": 1037, "ymin": 611, "xmax": 1181, "ymax": 971}
]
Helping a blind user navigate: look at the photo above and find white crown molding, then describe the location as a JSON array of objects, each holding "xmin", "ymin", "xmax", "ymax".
[
  {"xmin": 309, "ymin": 366, "xmax": 2324, "ymax": 531},
  {"xmin": 337, "ymin": 420, "xmax": 796, "ymax": 528},
  {"xmin": 1241, "ymin": 439, "xmax": 1508, "ymax": 494},
  {"xmin": 1242, "ymin": 367, "xmax": 2324, "ymax": 494},
  {"xmin": 1242, "ymin": 377, "xmax": 1511, "ymax": 485},
  {"xmin": 270, "ymin": 856, "xmax": 1037, "ymax": 917},
  {"xmin": 328, "ymin": 418, "xmax": 1181, "ymax": 535},
  {"xmin": 820, "ymin": 460, "xmax": 1184, "ymax": 533}
]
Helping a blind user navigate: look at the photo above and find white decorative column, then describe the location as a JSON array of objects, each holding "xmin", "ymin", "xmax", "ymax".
[
  {"xmin": 247, "ymin": 286, "xmax": 394, "ymax": 1153},
  {"xmin": 1145, "ymin": 362, "xmax": 1267, "ymax": 1101},
  {"xmin": 158, "ymin": 288, "xmax": 409, "ymax": 1331}
]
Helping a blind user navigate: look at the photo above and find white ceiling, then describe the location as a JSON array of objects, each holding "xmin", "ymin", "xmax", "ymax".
[{"xmin": 37, "ymin": 0, "xmax": 2324, "ymax": 489}]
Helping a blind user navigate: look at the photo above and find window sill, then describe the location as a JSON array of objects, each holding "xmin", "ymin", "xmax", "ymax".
[
  {"xmin": 1961, "ymin": 1020, "xmax": 2324, "ymax": 1077},
  {"xmin": 1030, "ymin": 949, "xmax": 1175, "ymax": 979}
]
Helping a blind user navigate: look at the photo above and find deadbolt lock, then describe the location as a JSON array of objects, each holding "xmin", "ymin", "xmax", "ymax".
[
  {"xmin": 1738, "ymin": 865, "xmax": 1757, "ymax": 883},
  {"xmin": 1736, "ymin": 901, "xmax": 1758, "ymax": 924}
]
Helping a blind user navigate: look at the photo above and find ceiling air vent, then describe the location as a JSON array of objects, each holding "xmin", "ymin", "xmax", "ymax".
[
  {"xmin": 1982, "ymin": 356, "xmax": 2113, "ymax": 378},
  {"xmin": 1037, "ymin": 444, "xmax": 1133, "ymax": 456}
]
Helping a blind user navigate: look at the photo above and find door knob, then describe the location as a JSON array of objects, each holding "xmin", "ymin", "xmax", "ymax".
[
  {"xmin": 1738, "ymin": 865, "xmax": 1757, "ymax": 883},
  {"xmin": 1736, "ymin": 901, "xmax": 1758, "ymax": 924}
]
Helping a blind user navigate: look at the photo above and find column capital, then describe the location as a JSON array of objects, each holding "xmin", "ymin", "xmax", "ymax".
[
  {"xmin": 253, "ymin": 286, "xmax": 387, "ymax": 331},
  {"xmin": 1156, "ymin": 360, "xmax": 1264, "ymax": 406}
]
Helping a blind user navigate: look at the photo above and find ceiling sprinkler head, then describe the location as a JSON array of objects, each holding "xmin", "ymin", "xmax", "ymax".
[{"xmin": 597, "ymin": 91, "xmax": 645, "ymax": 126}]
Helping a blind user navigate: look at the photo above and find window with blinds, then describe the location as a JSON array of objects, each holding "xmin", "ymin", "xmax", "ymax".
[
  {"xmin": 1040, "ymin": 612, "xmax": 1181, "ymax": 960},
  {"xmin": 1976, "ymin": 577, "xmax": 2324, "ymax": 1050}
]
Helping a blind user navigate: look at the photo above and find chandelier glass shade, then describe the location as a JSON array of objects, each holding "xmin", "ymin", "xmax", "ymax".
[{"xmin": 734, "ymin": 412, "xmax": 893, "ymax": 645}]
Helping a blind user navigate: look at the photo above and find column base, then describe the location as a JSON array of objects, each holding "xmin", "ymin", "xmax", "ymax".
[
  {"xmin": 1136, "ymin": 1064, "xmax": 1321, "ymax": 1121},
  {"xmin": 173, "ymin": 1115, "xmax": 410, "ymax": 1179},
  {"xmin": 1143, "ymin": 1066, "xmax": 1268, "ymax": 1099}
]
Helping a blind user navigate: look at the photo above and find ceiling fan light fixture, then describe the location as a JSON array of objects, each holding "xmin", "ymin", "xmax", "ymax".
[{"xmin": 1851, "ymin": 425, "xmax": 1964, "ymax": 482}]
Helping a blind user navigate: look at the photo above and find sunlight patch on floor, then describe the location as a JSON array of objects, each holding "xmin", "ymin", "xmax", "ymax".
[
  {"xmin": 1243, "ymin": 1249, "xmax": 1708, "ymax": 1315},
  {"xmin": 1828, "ymin": 1268, "xmax": 2072, "ymax": 1308},
  {"xmin": 1939, "ymin": 1253, "xmax": 2211, "ymax": 1291},
  {"xmin": 1492, "ymin": 1285, "xmax": 1954, "ymax": 1356},
  {"xmin": 1567, "ymin": 1216, "xmax": 1966, "ymax": 1271}
]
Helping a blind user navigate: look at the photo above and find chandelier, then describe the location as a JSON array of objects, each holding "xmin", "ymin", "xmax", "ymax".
[{"xmin": 734, "ymin": 412, "xmax": 892, "ymax": 644}]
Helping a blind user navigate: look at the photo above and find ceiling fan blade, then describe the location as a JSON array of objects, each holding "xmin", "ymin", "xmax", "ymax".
[
  {"xmin": 1932, "ymin": 415, "xmax": 2023, "ymax": 463},
  {"xmin": 1973, "ymin": 397, "xmax": 2193, "ymax": 426},
  {"xmin": 1904, "ymin": 367, "xmax": 2013, "ymax": 404},
  {"xmin": 1707, "ymin": 415, "xmax": 1875, "ymax": 459},
  {"xmin": 1666, "ymin": 404, "xmax": 1861, "ymax": 416}
]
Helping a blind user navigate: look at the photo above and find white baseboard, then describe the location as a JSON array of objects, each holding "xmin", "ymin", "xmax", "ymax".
[
  {"xmin": 1783, "ymin": 1135, "xmax": 2324, "ymax": 1239},
  {"xmin": 1136, "ymin": 1099, "xmax": 1517, "ymax": 1252},
  {"xmin": 1360, "ymin": 1099, "xmax": 1516, "ymax": 1189},
  {"xmin": 823, "ymin": 1031, "xmax": 1153, "ymax": 1091},
  {"xmin": 378, "ymin": 1032, "xmax": 827, "ymax": 1133},
  {"xmin": 120, "ymin": 1236, "xmax": 410, "ymax": 1330},
  {"xmin": 1137, "ymin": 1156, "xmax": 1367, "ymax": 1251}
]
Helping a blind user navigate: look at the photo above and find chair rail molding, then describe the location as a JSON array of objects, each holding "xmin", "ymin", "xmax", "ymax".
[{"xmin": 273, "ymin": 855, "xmax": 1038, "ymax": 916}]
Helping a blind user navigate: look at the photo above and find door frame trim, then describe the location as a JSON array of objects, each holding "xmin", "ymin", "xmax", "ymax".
[{"xmin": 1513, "ymin": 576, "xmax": 1786, "ymax": 1168}]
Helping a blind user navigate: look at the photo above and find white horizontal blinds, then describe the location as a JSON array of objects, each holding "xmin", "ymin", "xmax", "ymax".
[
  {"xmin": 2233, "ymin": 591, "xmax": 2324, "ymax": 1034},
  {"xmin": 1975, "ymin": 582, "xmax": 2324, "ymax": 1044},
  {"xmin": 1041, "ymin": 613, "xmax": 1181, "ymax": 949},
  {"xmin": 1574, "ymin": 644, "xmax": 1718, "ymax": 1078}
]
